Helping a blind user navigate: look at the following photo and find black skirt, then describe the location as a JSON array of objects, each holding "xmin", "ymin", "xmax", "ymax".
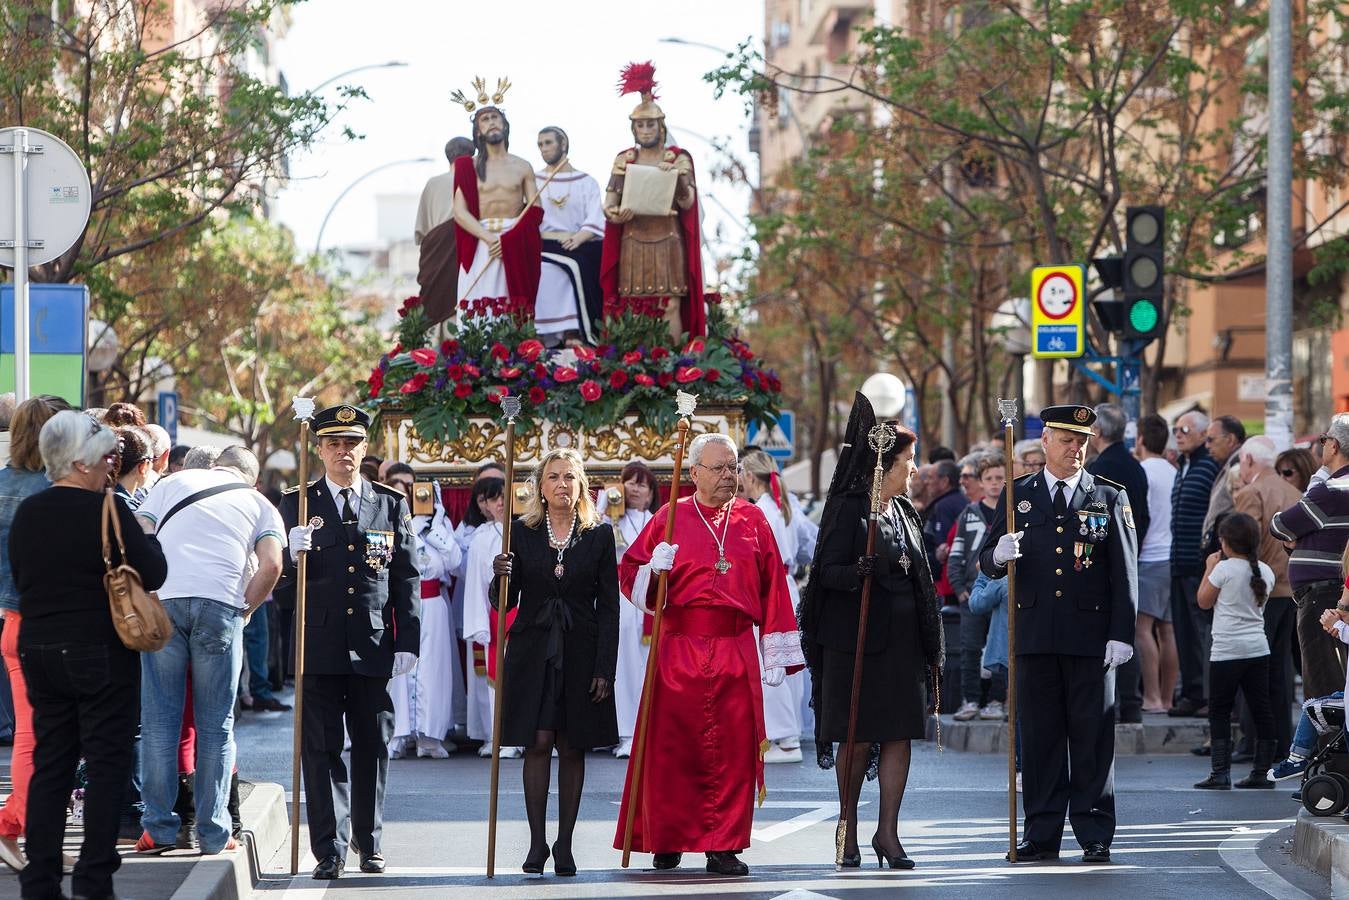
[{"xmin": 818, "ymin": 576, "xmax": 927, "ymax": 742}]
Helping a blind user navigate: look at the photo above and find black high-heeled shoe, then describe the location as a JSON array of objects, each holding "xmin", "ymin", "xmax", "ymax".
[
  {"xmin": 551, "ymin": 841, "xmax": 577, "ymax": 876},
  {"xmin": 871, "ymin": 835, "xmax": 915, "ymax": 870},
  {"xmin": 522, "ymin": 844, "xmax": 550, "ymax": 875},
  {"xmin": 839, "ymin": 849, "xmax": 862, "ymax": 868}
]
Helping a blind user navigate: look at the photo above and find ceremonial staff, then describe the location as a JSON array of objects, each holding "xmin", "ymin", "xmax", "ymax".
[
  {"xmin": 486, "ymin": 394, "xmax": 523, "ymax": 878},
  {"xmin": 288, "ymin": 398, "xmax": 323, "ymax": 876},
  {"xmin": 621, "ymin": 390, "xmax": 698, "ymax": 868},
  {"xmin": 998, "ymin": 398, "xmax": 1020, "ymax": 863},
  {"xmin": 833, "ymin": 421, "xmax": 896, "ymax": 870}
]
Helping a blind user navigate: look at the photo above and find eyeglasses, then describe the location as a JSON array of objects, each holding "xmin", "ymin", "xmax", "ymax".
[
  {"xmin": 959, "ymin": 472, "xmax": 977, "ymax": 480},
  {"xmin": 1279, "ymin": 468, "xmax": 1296, "ymax": 477},
  {"xmin": 696, "ymin": 462, "xmax": 743, "ymax": 477},
  {"xmin": 1319, "ymin": 434, "xmax": 1332, "ymax": 447},
  {"xmin": 1173, "ymin": 426, "xmax": 1192, "ymax": 435}
]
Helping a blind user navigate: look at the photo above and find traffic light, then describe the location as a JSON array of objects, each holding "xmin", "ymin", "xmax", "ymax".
[{"xmin": 1123, "ymin": 206, "xmax": 1165, "ymax": 340}]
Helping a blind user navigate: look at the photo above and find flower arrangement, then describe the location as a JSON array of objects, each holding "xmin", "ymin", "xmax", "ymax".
[{"xmin": 365, "ymin": 296, "xmax": 783, "ymax": 444}]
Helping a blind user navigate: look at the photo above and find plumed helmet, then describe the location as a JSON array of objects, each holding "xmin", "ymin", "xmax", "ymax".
[{"xmin": 618, "ymin": 61, "xmax": 665, "ymax": 121}]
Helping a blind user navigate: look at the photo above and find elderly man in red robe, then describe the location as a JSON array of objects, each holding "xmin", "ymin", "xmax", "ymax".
[{"xmin": 614, "ymin": 432, "xmax": 805, "ymax": 877}]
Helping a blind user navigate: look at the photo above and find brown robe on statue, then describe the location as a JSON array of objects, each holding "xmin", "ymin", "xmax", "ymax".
[{"xmin": 417, "ymin": 220, "xmax": 459, "ymax": 325}]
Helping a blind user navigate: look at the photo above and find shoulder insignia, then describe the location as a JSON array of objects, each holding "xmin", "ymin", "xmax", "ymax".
[
  {"xmin": 1123, "ymin": 505, "xmax": 1136, "ymax": 529},
  {"xmin": 370, "ymin": 481, "xmax": 401, "ymax": 497},
  {"xmin": 282, "ymin": 485, "xmax": 300, "ymax": 495},
  {"xmin": 1093, "ymin": 474, "xmax": 1124, "ymax": 491}
]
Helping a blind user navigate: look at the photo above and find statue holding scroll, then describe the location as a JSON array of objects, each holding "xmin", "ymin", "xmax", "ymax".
[{"xmin": 599, "ymin": 62, "xmax": 707, "ymax": 339}]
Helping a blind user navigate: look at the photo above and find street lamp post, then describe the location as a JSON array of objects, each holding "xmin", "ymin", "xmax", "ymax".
[
  {"xmin": 313, "ymin": 157, "xmax": 434, "ymax": 255},
  {"xmin": 307, "ymin": 60, "xmax": 408, "ymax": 95}
]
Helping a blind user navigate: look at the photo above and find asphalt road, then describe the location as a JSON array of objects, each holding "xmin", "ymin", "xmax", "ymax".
[{"xmin": 233, "ymin": 701, "xmax": 1329, "ymax": 899}]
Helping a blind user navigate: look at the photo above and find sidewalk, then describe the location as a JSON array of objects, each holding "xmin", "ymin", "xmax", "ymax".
[
  {"xmin": 927, "ymin": 712, "xmax": 1226, "ymax": 753},
  {"xmin": 0, "ymin": 746, "xmax": 288, "ymax": 899}
]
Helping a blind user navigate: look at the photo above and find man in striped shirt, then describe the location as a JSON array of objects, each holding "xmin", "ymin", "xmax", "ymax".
[
  {"xmin": 1168, "ymin": 411, "xmax": 1219, "ymax": 717},
  {"xmin": 1271, "ymin": 413, "xmax": 1349, "ymax": 701}
]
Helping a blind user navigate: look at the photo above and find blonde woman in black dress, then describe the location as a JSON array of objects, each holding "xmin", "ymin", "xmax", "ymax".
[{"xmin": 492, "ymin": 448, "xmax": 619, "ymax": 876}]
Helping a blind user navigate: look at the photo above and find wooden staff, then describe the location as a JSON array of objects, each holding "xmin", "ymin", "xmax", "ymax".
[
  {"xmin": 289, "ymin": 398, "xmax": 321, "ymax": 876},
  {"xmin": 621, "ymin": 390, "xmax": 699, "ymax": 868},
  {"xmin": 459, "ymin": 157, "xmax": 570, "ymax": 301},
  {"xmin": 998, "ymin": 398, "xmax": 1020, "ymax": 863},
  {"xmin": 486, "ymin": 394, "xmax": 523, "ymax": 878},
  {"xmin": 833, "ymin": 422, "xmax": 897, "ymax": 869}
]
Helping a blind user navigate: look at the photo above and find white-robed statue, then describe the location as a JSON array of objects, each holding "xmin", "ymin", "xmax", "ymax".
[{"xmin": 534, "ymin": 126, "xmax": 605, "ymax": 345}]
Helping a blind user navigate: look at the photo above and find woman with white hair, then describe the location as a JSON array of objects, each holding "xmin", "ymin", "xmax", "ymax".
[
  {"xmin": 492, "ymin": 447, "xmax": 619, "ymax": 876},
  {"xmin": 10, "ymin": 411, "xmax": 167, "ymax": 899}
]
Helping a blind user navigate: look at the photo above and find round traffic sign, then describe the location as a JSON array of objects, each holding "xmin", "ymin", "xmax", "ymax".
[
  {"xmin": 0, "ymin": 126, "xmax": 92, "ymax": 268},
  {"xmin": 1036, "ymin": 271, "xmax": 1077, "ymax": 321}
]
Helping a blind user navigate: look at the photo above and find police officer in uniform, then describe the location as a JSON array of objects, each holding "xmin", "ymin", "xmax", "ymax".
[
  {"xmin": 979, "ymin": 405, "xmax": 1137, "ymax": 865},
  {"xmin": 275, "ymin": 404, "xmax": 420, "ymax": 880}
]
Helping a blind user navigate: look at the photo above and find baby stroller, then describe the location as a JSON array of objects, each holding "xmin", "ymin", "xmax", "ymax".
[{"xmin": 1299, "ymin": 699, "xmax": 1349, "ymax": 816}]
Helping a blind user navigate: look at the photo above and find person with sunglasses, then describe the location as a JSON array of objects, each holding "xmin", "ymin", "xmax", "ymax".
[
  {"xmin": 1275, "ymin": 448, "xmax": 1318, "ymax": 493},
  {"xmin": 112, "ymin": 426, "xmax": 154, "ymax": 511},
  {"xmin": 613, "ymin": 433, "xmax": 804, "ymax": 877},
  {"xmin": 1168, "ymin": 410, "xmax": 1220, "ymax": 718},
  {"xmin": 1272, "ymin": 414, "xmax": 1349, "ymax": 703}
]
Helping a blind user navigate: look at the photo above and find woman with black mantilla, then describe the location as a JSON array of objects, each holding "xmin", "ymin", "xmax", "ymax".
[
  {"xmin": 799, "ymin": 392, "xmax": 943, "ymax": 869},
  {"xmin": 492, "ymin": 447, "xmax": 619, "ymax": 876}
]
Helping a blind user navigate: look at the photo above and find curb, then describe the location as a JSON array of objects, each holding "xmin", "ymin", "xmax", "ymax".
[
  {"xmin": 926, "ymin": 715, "xmax": 1229, "ymax": 753},
  {"xmin": 169, "ymin": 782, "xmax": 289, "ymax": 900},
  {"xmin": 1293, "ymin": 808, "xmax": 1349, "ymax": 897}
]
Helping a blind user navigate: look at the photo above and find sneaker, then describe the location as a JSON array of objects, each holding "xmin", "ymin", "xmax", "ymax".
[
  {"xmin": 979, "ymin": 701, "xmax": 1005, "ymax": 721},
  {"xmin": 416, "ymin": 736, "xmax": 450, "ymax": 759},
  {"xmin": 389, "ymin": 737, "xmax": 411, "ymax": 759},
  {"xmin": 0, "ymin": 834, "xmax": 26, "ymax": 872},
  {"xmin": 477, "ymin": 744, "xmax": 493, "ymax": 758},
  {"xmin": 135, "ymin": 831, "xmax": 174, "ymax": 855},
  {"xmin": 953, "ymin": 701, "xmax": 980, "ymax": 722},
  {"xmin": 763, "ymin": 743, "xmax": 803, "ymax": 764},
  {"xmin": 613, "ymin": 739, "xmax": 633, "ymax": 759},
  {"xmin": 777, "ymin": 737, "xmax": 801, "ymax": 751},
  {"xmin": 499, "ymin": 746, "xmax": 524, "ymax": 759},
  {"xmin": 1270, "ymin": 757, "xmax": 1309, "ymax": 781}
]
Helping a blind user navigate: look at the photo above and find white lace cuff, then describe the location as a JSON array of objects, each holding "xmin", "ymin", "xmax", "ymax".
[
  {"xmin": 630, "ymin": 564, "xmax": 655, "ymax": 614},
  {"xmin": 762, "ymin": 630, "xmax": 806, "ymax": 669}
]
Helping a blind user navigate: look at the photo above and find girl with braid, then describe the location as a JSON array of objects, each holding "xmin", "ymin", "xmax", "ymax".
[{"xmin": 1195, "ymin": 512, "xmax": 1277, "ymax": 789}]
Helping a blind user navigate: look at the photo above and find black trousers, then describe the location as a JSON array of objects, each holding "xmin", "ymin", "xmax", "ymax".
[
  {"xmin": 1018, "ymin": 654, "xmax": 1116, "ymax": 850},
  {"xmin": 1171, "ymin": 574, "xmax": 1211, "ymax": 704},
  {"xmin": 301, "ymin": 673, "xmax": 394, "ymax": 860},
  {"xmin": 1295, "ymin": 580, "xmax": 1348, "ymax": 701},
  {"xmin": 1209, "ymin": 655, "xmax": 1274, "ymax": 745},
  {"xmin": 19, "ymin": 640, "xmax": 139, "ymax": 900},
  {"xmin": 1238, "ymin": 597, "xmax": 1296, "ymax": 753}
]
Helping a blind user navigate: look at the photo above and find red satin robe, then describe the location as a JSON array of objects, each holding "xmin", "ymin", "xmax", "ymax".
[{"xmin": 613, "ymin": 497, "xmax": 805, "ymax": 854}]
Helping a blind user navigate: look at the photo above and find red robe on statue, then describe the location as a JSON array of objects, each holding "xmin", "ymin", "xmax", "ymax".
[
  {"xmin": 614, "ymin": 496, "xmax": 805, "ymax": 854},
  {"xmin": 452, "ymin": 155, "xmax": 543, "ymax": 316}
]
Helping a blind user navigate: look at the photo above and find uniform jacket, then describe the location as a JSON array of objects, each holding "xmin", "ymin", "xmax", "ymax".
[
  {"xmin": 1087, "ymin": 441, "xmax": 1151, "ymax": 549},
  {"xmin": 274, "ymin": 478, "xmax": 420, "ymax": 677},
  {"xmin": 979, "ymin": 468, "xmax": 1138, "ymax": 657}
]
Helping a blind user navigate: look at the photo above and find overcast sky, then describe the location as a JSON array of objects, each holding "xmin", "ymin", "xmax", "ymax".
[{"xmin": 272, "ymin": 0, "xmax": 762, "ymax": 269}]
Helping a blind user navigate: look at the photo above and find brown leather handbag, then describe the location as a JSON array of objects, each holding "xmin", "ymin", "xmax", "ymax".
[{"xmin": 101, "ymin": 489, "xmax": 172, "ymax": 652}]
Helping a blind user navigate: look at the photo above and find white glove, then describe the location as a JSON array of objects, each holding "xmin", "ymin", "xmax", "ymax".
[
  {"xmin": 1104, "ymin": 640, "xmax": 1133, "ymax": 670},
  {"xmin": 650, "ymin": 542, "xmax": 679, "ymax": 574},
  {"xmin": 762, "ymin": 666, "xmax": 786, "ymax": 687},
  {"xmin": 392, "ymin": 651, "xmax": 418, "ymax": 677},
  {"xmin": 992, "ymin": 531, "xmax": 1024, "ymax": 566},
  {"xmin": 411, "ymin": 514, "xmax": 433, "ymax": 535},
  {"xmin": 288, "ymin": 524, "xmax": 315, "ymax": 562}
]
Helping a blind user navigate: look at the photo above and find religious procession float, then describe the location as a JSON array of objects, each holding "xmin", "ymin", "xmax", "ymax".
[{"xmin": 364, "ymin": 63, "xmax": 783, "ymax": 505}]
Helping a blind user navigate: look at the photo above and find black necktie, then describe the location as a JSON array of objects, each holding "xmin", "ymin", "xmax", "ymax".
[
  {"xmin": 340, "ymin": 487, "xmax": 357, "ymax": 537},
  {"xmin": 1053, "ymin": 480, "xmax": 1068, "ymax": 518}
]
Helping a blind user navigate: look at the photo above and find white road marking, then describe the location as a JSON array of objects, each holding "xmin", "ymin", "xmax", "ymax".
[
  {"xmin": 752, "ymin": 800, "xmax": 868, "ymax": 843},
  {"xmin": 1217, "ymin": 826, "xmax": 1318, "ymax": 900}
]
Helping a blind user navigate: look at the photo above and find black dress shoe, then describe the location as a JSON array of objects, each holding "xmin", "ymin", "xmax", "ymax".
[
  {"xmin": 359, "ymin": 853, "xmax": 385, "ymax": 874},
  {"xmin": 1007, "ymin": 839, "xmax": 1059, "ymax": 862},
  {"xmin": 522, "ymin": 844, "xmax": 549, "ymax": 875},
  {"xmin": 254, "ymin": 697, "xmax": 293, "ymax": 712},
  {"xmin": 1168, "ymin": 697, "xmax": 1203, "ymax": 717},
  {"xmin": 1082, "ymin": 842, "xmax": 1111, "ymax": 864},
  {"xmin": 705, "ymin": 850, "xmax": 749, "ymax": 876},
  {"xmin": 552, "ymin": 841, "xmax": 576, "ymax": 876},
  {"xmin": 872, "ymin": 835, "xmax": 916, "ymax": 869},
  {"xmin": 839, "ymin": 850, "xmax": 861, "ymax": 868},
  {"xmin": 312, "ymin": 856, "xmax": 344, "ymax": 880},
  {"xmin": 652, "ymin": 852, "xmax": 682, "ymax": 870}
]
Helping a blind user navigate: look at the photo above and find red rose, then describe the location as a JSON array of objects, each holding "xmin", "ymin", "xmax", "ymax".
[
  {"xmin": 573, "ymin": 346, "xmax": 596, "ymax": 362},
  {"xmin": 440, "ymin": 339, "xmax": 459, "ymax": 355},
  {"xmin": 609, "ymin": 370, "xmax": 628, "ymax": 389},
  {"xmin": 554, "ymin": 366, "xmax": 579, "ymax": 383},
  {"xmin": 651, "ymin": 347, "xmax": 670, "ymax": 360},
  {"xmin": 400, "ymin": 372, "xmax": 430, "ymax": 394},
  {"xmin": 533, "ymin": 363, "xmax": 549, "ymax": 379},
  {"xmin": 622, "ymin": 350, "xmax": 643, "ymax": 365},
  {"xmin": 463, "ymin": 364, "xmax": 480, "ymax": 378},
  {"xmin": 579, "ymin": 380, "xmax": 602, "ymax": 402},
  {"xmin": 685, "ymin": 338, "xmax": 705, "ymax": 354},
  {"xmin": 676, "ymin": 366, "xmax": 704, "ymax": 383},
  {"xmin": 446, "ymin": 363, "xmax": 465, "ymax": 380},
  {"xmin": 767, "ymin": 374, "xmax": 782, "ymax": 392},
  {"xmin": 741, "ymin": 374, "xmax": 755, "ymax": 388},
  {"xmin": 367, "ymin": 368, "xmax": 384, "ymax": 398},
  {"xmin": 517, "ymin": 339, "xmax": 545, "ymax": 362},
  {"xmin": 499, "ymin": 366, "xmax": 523, "ymax": 378},
  {"xmin": 454, "ymin": 382, "xmax": 472, "ymax": 399},
  {"xmin": 657, "ymin": 372, "xmax": 673, "ymax": 387},
  {"xmin": 634, "ymin": 373, "xmax": 655, "ymax": 386},
  {"xmin": 529, "ymin": 386, "xmax": 546, "ymax": 405},
  {"xmin": 490, "ymin": 342, "xmax": 509, "ymax": 361},
  {"xmin": 410, "ymin": 348, "xmax": 437, "ymax": 367},
  {"xmin": 704, "ymin": 367, "xmax": 721, "ymax": 382}
]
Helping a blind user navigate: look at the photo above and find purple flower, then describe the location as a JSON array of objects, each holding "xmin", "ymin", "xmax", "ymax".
[{"xmin": 434, "ymin": 374, "xmax": 448, "ymax": 390}]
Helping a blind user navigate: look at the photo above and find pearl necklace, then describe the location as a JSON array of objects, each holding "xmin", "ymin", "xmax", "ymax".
[{"xmin": 545, "ymin": 513, "xmax": 577, "ymax": 579}]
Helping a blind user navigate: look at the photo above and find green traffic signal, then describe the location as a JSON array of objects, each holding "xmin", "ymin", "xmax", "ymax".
[{"xmin": 1128, "ymin": 298, "xmax": 1159, "ymax": 334}]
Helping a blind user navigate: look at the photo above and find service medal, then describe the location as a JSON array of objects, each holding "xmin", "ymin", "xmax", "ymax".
[
  {"xmin": 1017, "ymin": 500, "xmax": 1032, "ymax": 514},
  {"xmin": 364, "ymin": 530, "xmax": 394, "ymax": 572}
]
